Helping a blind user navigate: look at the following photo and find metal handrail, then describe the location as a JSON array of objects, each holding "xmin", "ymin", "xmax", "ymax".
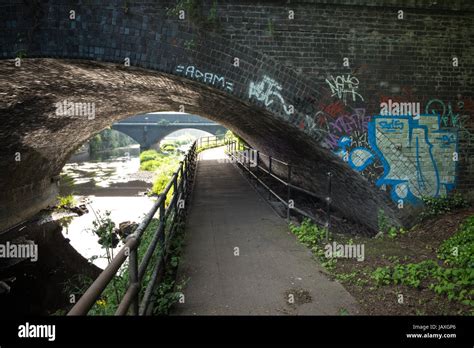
[
  {"xmin": 196, "ymin": 134, "xmax": 227, "ymax": 151},
  {"xmin": 225, "ymin": 140, "xmax": 332, "ymax": 237},
  {"xmin": 68, "ymin": 141, "xmax": 198, "ymax": 316}
]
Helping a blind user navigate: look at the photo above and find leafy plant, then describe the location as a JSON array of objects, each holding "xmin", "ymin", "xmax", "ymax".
[
  {"xmin": 289, "ymin": 219, "xmax": 336, "ymax": 269},
  {"xmin": 377, "ymin": 209, "xmax": 389, "ymax": 234},
  {"xmin": 57, "ymin": 194, "xmax": 76, "ymax": 208},
  {"xmin": 371, "ymin": 215, "xmax": 474, "ymax": 308},
  {"xmin": 289, "ymin": 218, "xmax": 328, "ymax": 248},
  {"xmin": 420, "ymin": 194, "xmax": 468, "ymax": 220}
]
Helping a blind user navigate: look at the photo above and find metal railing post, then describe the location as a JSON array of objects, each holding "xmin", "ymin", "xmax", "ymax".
[
  {"xmin": 325, "ymin": 171, "xmax": 332, "ymax": 242},
  {"xmin": 158, "ymin": 197, "xmax": 166, "ymax": 270},
  {"xmin": 173, "ymin": 171, "xmax": 178, "ymax": 211},
  {"xmin": 128, "ymin": 238, "xmax": 139, "ymax": 315}
]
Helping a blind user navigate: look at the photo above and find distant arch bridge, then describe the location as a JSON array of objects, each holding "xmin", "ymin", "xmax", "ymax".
[{"xmin": 111, "ymin": 113, "xmax": 227, "ymax": 149}]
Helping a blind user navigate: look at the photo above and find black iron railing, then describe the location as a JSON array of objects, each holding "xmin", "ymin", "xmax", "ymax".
[
  {"xmin": 225, "ymin": 140, "xmax": 332, "ymax": 239},
  {"xmin": 196, "ymin": 134, "xmax": 226, "ymax": 151},
  {"xmin": 68, "ymin": 141, "xmax": 198, "ymax": 316}
]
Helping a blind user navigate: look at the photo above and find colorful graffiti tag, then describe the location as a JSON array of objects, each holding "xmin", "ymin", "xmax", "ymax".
[
  {"xmin": 334, "ymin": 114, "xmax": 458, "ymax": 204},
  {"xmin": 321, "ymin": 108, "xmax": 371, "ymax": 149}
]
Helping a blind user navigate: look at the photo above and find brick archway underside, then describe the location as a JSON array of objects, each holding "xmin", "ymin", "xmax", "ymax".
[{"xmin": 0, "ymin": 58, "xmax": 404, "ymax": 233}]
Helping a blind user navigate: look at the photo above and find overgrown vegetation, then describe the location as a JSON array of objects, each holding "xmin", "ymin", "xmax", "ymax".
[
  {"xmin": 289, "ymin": 211, "xmax": 474, "ymax": 315},
  {"xmin": 289, "ymin": 219, "xmax": 336, "ymax": 270},
  {"xmin": 371, "ymin": 215, "xmax": 474, "ymax": 309},
  {"xmin": 89, "ymin": 128, "xmax": 136, "ymax": 153},
  {"xmin": 377, "ymin": 209, "xmax": 407, "ymax": 239},
  {"xmin": 420, "ymin": 194, "xmax": 469, "ymax": 220},
  {"xmin": 60, "ymin": 215, "xmax": 187, "ymax": 315},
  {"xmin": 153, "ymin": 221, "xmax": 188, "ymax": 315},
  {"xmin": 139, "ymin": 149, "xmax": 181, "ymax": 204}
]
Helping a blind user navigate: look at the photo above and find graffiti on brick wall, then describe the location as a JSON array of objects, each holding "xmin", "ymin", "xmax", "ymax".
[
  {"xmin": 425, "ymin": 98, "xmax": 473, "ymax": 158},
  {"xmin": 175, "ymin": 65, "xmax": 234, "ymax": 92},
  {"xmin": 425, "ymin": 99, "xmax": 469, "ymax": 128},
  {"xmin": 334, "ymin": 114, "xmax": 458, "ymax": 204},
  {"xmin": 320, "ymin": 108, "xmax": 371, "ymax": 150},
  {"xmin": 249, "ymin": 75, "xmax": 293, "ymax": 116},
  {"xmin": 325, "ymin": 74, "xmax": 364, "ymax": 105}
]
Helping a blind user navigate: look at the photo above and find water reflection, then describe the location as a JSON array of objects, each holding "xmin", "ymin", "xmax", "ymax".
[{"xmin": 59, "ymin": 145, "xmax": 155, "ymax": 269}]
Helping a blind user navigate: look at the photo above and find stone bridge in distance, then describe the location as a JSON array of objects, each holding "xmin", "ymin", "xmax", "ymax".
[
  {"xmin": 112, "ymin": 113, "xmax": 227, "ymax": 150},
  {"xmin": 0, "ymin": 0, "xmax": 473, "ymax": 233}
]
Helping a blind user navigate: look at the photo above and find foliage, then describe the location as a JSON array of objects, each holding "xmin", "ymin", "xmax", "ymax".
[
  {"xmin": 289, "ymin": 219, "xmax": 335, "ymax": 270},
  {"xmin": 62, "ymin": 218, "xmax": 182, "ymax": 315},
  {"xmin": 377, "ymin": 209, "xmax": 406, "ymax": 238},
  {"xmin": 371, "ymin": 215, "xmax": 474, "ymax": 307},
  {"xmin": 89, "ymin": 129, "xmax": 136, "ymax": 153},
  {"xmin": 420, "ymin": 194, "xmax": 468, "ymax": 220},
  {"xmin": 377, "ymin": 209, "xmax": 389, "ymax": 234},
  {"xmin": 161, "ymin": 143, "xmax": 177, "ymax": 153},
  {"xmin": 437, "ymin": 215, "xmax": 474, "ymax": 269},
  {"xmin": 153, "ymin": 222, "xmax": 188, "ymax": 315},
  {"xmin": 289, "ymin": 218, "xmax": 327, "ymax": 248},
  {"xmin": 90, "ymin": 210, "xmax": 119, "ymax": 251},
  {"xmin": 140, "ymin": 149, "xmax": 160, "ymax": 162},
  {"xmin": 139, "ymin": 149, "xmax": 181, "ymax": 207},
  {"xmin": 57, "ymin": 194, "xmax": 76, "ymax": 208}
]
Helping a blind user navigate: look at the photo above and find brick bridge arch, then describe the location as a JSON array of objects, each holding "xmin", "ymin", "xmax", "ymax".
[{"xmin": 2, "ymin": 0, "xmax": 471, "ymax": 232}]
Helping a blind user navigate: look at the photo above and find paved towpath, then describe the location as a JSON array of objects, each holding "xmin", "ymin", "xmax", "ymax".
[{"xmin": 173, "ymin": 147, "xmax": 359, "ymax": 315}]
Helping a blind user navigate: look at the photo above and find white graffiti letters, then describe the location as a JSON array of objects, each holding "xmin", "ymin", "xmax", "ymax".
[
  {"xmin": 325, "ymin": 74, "xmax": 364, "ymax": 105},
  {"xmin": 248, "ymin": 75, "xmax": 293, "ymax": 116},
  {"xmin": 175, "ymin": 65, "xmax": 234, "ymax": 92}
]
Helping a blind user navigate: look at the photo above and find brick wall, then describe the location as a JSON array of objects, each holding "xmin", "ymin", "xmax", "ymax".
[{"xmin": 0, "ymin": 0, "xmax": 473, "ymax": 232}]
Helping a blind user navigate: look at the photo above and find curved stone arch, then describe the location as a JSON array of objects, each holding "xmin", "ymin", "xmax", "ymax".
[{"xmin": 0, "ymin": 1, "xmax": 408, "ymax": 232}]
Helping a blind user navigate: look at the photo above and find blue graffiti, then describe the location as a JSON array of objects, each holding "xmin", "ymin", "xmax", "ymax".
[
  {"xmin": 333, "ymin": 136, "xmax": 374, "ymax": 171},
  {"xmin": 334, "ymin": 114, "xmax": 458, "ymax": 204}
]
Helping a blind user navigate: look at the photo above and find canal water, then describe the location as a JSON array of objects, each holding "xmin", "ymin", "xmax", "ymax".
[{"xmin": 59, "ymin": 145, "xmax": 155, "ymax": 269}]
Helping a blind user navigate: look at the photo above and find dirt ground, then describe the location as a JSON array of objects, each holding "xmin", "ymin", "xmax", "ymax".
[{"xmin": 328, "ymin": 208, "xmax": 474, "ymax": 315}]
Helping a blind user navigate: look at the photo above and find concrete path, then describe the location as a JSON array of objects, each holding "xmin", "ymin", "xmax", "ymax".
[{"xmin": 173, "ymin": 147, "xmax": 360, "ymax": 315}]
